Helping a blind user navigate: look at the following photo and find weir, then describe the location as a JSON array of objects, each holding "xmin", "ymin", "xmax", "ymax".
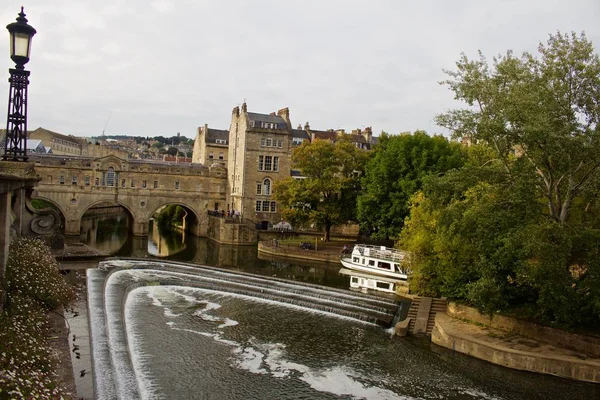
[{"xmin": 89, "ymin": 259, "xmax": 401, "ymax": 399}]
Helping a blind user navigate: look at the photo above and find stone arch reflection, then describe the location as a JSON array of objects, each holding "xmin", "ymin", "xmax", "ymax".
[
  {"xmin": 148, "ymin": 203, "xmax": 199, "ymax": 257},
  {"xmin": 80, "ymin": 201, "xmax": 133, "ymax": 255}
]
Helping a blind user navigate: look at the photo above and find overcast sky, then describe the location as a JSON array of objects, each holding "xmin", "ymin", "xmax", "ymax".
[{"xmin": 1, "ymin": 1, "xmax": 599, "ymax": 139}]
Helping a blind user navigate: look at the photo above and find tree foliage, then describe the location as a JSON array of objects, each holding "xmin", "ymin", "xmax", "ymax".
[
  {"xmin": 401, "ymin": 33, "xmax": 600, "ymax": 330},
  {"xmin": 274, "ymin": 138, "xmax": 368, "ymax": 240},
  {"xmin": 357, "ymin": 131, "xmax": 465, "ymax": 239},
  {"xmin": 437, "ymin": 31, "xmax": 600, "ymax": 224}
]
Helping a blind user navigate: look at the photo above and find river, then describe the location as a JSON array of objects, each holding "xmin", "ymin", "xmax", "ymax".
[{"xmin": 78, "ymin": 213, "xmax": 598, "ymax": 399}]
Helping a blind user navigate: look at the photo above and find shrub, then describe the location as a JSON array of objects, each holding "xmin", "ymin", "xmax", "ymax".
[{"xmin": 0, "ymin": 237, "xmax": 75, "ymax": 399}]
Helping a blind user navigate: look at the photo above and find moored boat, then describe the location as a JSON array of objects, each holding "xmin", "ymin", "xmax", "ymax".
[{"xmin": 339, "ymin": 244, "xmax": 410, "ymax": 280}]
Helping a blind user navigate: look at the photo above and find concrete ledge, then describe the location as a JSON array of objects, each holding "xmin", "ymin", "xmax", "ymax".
[
  {"xmin": 432, "ymin": 313, "xmax": 600, "ymax": 383},
  {"xmin": 447, "ymin": 302, "xmax": 600, "ymax": 358}
]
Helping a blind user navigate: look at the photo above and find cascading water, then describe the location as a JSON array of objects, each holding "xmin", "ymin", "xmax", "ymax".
[{"xmin": 89, "ymin": 259, "xmax": 599, "ymax": 400}]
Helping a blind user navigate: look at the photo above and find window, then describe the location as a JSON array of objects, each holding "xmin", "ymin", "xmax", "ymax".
[
  {"xmin": 378, "ymin": 262, "xmax": 392, "ymax": 270},
  {"xmin": 131, "ymin": 180, "xmax": 135, "ymax": 188},
  {"xmin": 292, "ymin": 137, "xmax": 304, "ymax": 146},
  {"xmin": 256, "ymin": 183, "xmax": 262, "ymax": 195},
  {"xmin": 106, "ymin": 167, "xmax": 115, "ymax": 186},
  {"xmin": 258, "ymin": 155, "xmax": 264, "ymax": 170},
  {"xmin": 273, "ymin": 157, "xmax": 279, "ymax": 172},
  {"xmin": 277, "ymin": 139, "xmax": 282, "ymax": 148},
  {"xmin": 95, "ymin": 177, "xmax": 99, "ymax": 186},
  {"xmin": 175, "ymin": 182, "xmax": 180, "ymax": 190},
  {"xmin": 353, "ymin": 257, "xmax": 359, "ymax": 263},
  {"xmin": 84, "ymin": 176, "xmax": 90, "ymax": 186},
  {"xmin": 255, "ymin": 201, "xmax": 262, "ymax": 212},
  {"xmin": 262, "ymin": 200, "xmax": 270, "ymax": 212},
  {"xmin": 121, "ymin": 179, "xmax": 126, "ymax": 187},
  {"xmin": 369, "ymin": 260, "xmax": 375, "ymax": 266},
  {"xmin": 216, "ymin": 139, "xmax": 227, "ymax": 144},
  {"xmin": 351, "ymin": 277, "xmax": 359, "ymax": 284},
  {"xmin": 72, "ymin": 176, "xmax": 78, "ymax": 185},
  {"xmin": 208, "ymin": 152, "xmax": 214, "ymax": 159},
  {"xmin": 266, "ymin": 138, "xmax": 272, "ymax": 147},
  {"xmin": 264, "ymin": 156, "xmax": 272, "ymax": 171},
  {"xmin": 59, "ymin": 176, "xmax": 65, "ymax": 185},
  {"xmin": 260, "ymin": 138, "xmax": 266, "ymax": 147},
  {"xmin": 263, "ymin": 178, "xmax": 271, "ymax": 195},
  {"xmin": 154, "ymin": 180, "xmax": 159, "ymax": 189},
  {"xmin": 270, "ymin": 201, "xmax": 276, "ymax": 212},
  {"xmin": 376, "ymin": 282, "xmax": 391, "ymax": 290},
  {"xmin": 219, "ymin": 152, "xmax": 224, "ymax": 160},
  {"xmin": 142, "ymin": 180, "xmax": 147, "ymax": 188}
]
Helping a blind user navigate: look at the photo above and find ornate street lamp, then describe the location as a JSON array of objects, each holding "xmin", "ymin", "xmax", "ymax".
[{"xmin": 2, "ymin": 7, "xmax": 36, "ymax": 161}]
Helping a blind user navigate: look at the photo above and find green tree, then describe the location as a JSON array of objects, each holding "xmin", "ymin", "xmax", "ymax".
[
  {"xmin": 166, "ymin": 146, "xmax": 179, "ymax": 156},
  {"xmin": 437, "ymin": 31, "xmax": 600, "ymax": 224},
  {"xmin": 274, "ymin": 137, "xmax": 368, "ymax": 241},
  {"xmin": 357, "ymin": 130, "xmax": 465, "ymax": 239},
  {"xmin": 401, "ymin": 33, "xmax": 600, "ymax": 329}
]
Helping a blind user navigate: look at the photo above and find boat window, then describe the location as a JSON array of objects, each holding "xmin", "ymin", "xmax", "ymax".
[
  {"xmin": 353, "ymin": 257, "xmax": 359, "ymax": 263},
  {"xmin": 351, "ymin": 277, "xmax": 358, "ymax": 283},
  {"xmin": 378, "ymin": 262, "xmax": 392, "ymax": 270},
  {"xmin": 369, "ymin": 260, "xmax": 375, "ymax": 266},
  {"xmin": 376, "ymin": 282, "xmax": 391, "ymax": 290}
]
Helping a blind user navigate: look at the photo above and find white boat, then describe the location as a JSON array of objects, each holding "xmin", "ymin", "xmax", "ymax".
[{"xmin": 339, "ymin": 244, "xmax": 410, "ymax": 280}]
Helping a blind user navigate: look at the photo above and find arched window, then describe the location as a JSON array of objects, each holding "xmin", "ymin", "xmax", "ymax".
[
  {"xmin": 106, "ymin": 167, "xmax": 115, "ymax": 187},
  {"xmin": 263, "ymin": 178, "xmax": 271, "ymax": 195}
]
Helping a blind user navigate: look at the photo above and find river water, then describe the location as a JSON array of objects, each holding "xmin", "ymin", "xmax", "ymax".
[{"xmin": 80, "ymin": 214, "xmax": 599, "ymax": 399}]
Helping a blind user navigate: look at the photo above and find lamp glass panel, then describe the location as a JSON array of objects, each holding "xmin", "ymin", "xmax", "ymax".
[{"xmin": 13, "ymin": 32, "xmax": 30, "ymax": 58}]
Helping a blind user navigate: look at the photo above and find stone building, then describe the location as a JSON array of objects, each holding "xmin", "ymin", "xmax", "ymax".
[
  {"xmin": 193, "ymin": 102, "xmax": 376, "ymax": 230},
  {"xmin": 28, "ymin": 127, "xmax": 85, "ymax": 155},
  {"xmin": 192, "ymin": 124, "xmax": 229, "ymax": 166}
]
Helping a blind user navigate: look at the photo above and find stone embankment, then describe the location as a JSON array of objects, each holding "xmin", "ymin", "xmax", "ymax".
[
  {"xmin": 431, "ymin": 303, "xmax": 600, "ymax": 383},
  {"xmin": 258, "ymin": 240, "xmax": 345, "ymax": 263}
]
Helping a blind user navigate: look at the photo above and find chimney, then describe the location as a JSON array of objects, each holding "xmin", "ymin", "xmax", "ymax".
[
  {"xmin": 232, "ymin": 106, "xmax": 239, "ymax": 117},
  {"xmin": 277, "ymin": 107, "xmax": 291, "ymax": 128},
  {"xmin": 241, "ymin": 102, "xmax": 247, "ymax": 113},
  {"xmin": 304, "ymin": 121, "xmax": 310, "ymax": 130},
  {"xmin": 297, "ymin": 124, "xmax": 302, "ymax": 129},
  {"xmin": 362, "ymin": 126, "xmax": 372, "ymax": 142}
]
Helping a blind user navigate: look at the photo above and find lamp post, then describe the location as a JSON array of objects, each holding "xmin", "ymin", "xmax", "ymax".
[{"xmin": 2, "ymin": 7, "xmax": 36, "ymax": 162}]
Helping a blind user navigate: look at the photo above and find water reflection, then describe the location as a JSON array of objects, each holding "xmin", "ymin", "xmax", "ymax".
[
  {"xmin": 81, "ymin": 213, "xmax": 350, "ymax": 290},
  {"xmin": 80, "ymin": 213, "xmax": 129, "ymax": 254},
  {"xmin": 147, "ymin": 219, "xmax": 187, "ymax": 257}
]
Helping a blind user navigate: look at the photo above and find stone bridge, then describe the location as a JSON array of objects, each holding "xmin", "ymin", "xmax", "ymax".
[{"xmin": 29, "ymin": 154, "xmax": 229, "ymax": 237}]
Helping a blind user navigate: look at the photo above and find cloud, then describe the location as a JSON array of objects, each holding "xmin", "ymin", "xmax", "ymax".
[{"xmin": 0, "ymin": 0, "xmax": 598, "ymax": 138}]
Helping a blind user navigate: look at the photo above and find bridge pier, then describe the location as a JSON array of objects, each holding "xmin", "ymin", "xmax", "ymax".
[
  {"xmin": 133, "ymin": 220, "xmax": 148, "ymax": 236},
  {"xmin": 64, "ymin": 219, "xmax": 81, "ymax": 236}
]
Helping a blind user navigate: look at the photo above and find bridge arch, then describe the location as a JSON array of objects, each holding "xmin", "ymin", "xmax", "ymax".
[{"xmin": 149, "ymin": 201, "xmax": 202, "ymax": 236}]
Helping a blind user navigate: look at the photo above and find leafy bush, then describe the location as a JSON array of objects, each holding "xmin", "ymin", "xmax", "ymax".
[{"xmin": 0, "ymin": 237, "xmax": 75, "ymax": 399}]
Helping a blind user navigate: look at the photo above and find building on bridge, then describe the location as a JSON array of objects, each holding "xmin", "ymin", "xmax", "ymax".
[{"xmin": 195, "ymin": 102, "xmax": 376, "ymax": 231}]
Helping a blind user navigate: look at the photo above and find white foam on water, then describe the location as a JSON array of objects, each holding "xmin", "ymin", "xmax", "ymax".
[
  {"xmin": 125, "ymin": 288, "xmax": 166, "ymax": 400},
  {"xmin": 459, "ymin": 388, "xmax": 503, "ymax": 399},
  {"xmin": 298, "ymin": 366, "xmax": 412, "ymax": 400},
  {"xmin": 122, "ymin": 278, "xmax": 400, "ymax": 399},
  {"xmin": 218, "ymin": 318, "xmax": 239, "ymax": 329}
]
